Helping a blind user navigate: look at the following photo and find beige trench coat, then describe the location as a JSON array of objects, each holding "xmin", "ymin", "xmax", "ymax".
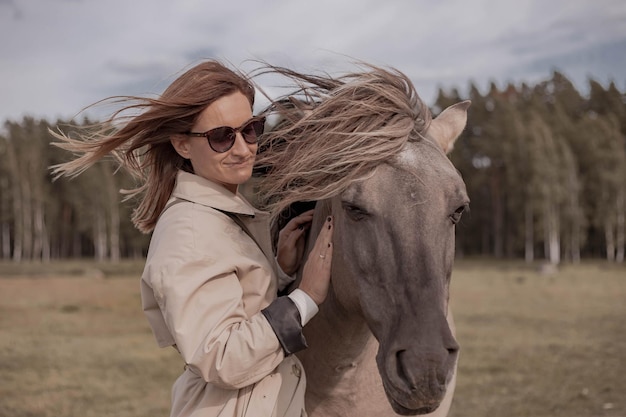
[{"xmin": 141, "ymin": 171, "xmax": 306, "ymax": 417}]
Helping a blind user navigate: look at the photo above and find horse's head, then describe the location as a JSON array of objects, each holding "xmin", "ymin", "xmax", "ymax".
[
  {"xmin": 254, "ymin": 63, "xmax": 471, "ymax": 415},
  {"xmin": 320, "ymin": 101, "xmax": 470, "ymax": 414}
]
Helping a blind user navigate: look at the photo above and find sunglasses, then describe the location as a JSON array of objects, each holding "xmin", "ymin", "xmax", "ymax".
[{"xmin": 185, "ymin": 116, "xmax": 266, "ymax": 153}]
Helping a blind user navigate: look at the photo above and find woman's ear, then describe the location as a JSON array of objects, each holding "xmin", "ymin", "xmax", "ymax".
[{"xmin": 170, "ymin": 134, "xmax": 190, "ymax": 159}]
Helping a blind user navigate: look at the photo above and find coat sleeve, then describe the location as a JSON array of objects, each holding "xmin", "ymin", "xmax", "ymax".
[{"xmin": 144, "ymin": 203, "xmax": 305, "ymax": 389}]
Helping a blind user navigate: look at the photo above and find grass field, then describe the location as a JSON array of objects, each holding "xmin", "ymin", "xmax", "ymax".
[{"xmin": 0, "ymin": 259, "xmax": 624, "ymax": 417}]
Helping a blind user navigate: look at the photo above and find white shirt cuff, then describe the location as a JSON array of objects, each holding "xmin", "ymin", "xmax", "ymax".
[{"xmin": 288, "ymin": 289, "xmax": 319, "ymax": 326}]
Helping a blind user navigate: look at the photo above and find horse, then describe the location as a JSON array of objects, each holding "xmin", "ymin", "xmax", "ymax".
[
  {"xmin": 254, "ymin": 65, "xmax": 470, "ymax": 416},
  {"xmin": 288, "ymin": 101, "xmax": 470, "ymax": 416}
]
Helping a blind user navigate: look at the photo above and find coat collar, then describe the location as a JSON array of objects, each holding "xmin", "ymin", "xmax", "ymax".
[{"xmin": 171, "ymin": 171, "xmax": 257, "ymax": 216}]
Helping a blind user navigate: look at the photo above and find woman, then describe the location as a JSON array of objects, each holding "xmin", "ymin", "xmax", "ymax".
[{"xmin": 51, "ymin": 60, "xmax": 334, "ymax": 417}]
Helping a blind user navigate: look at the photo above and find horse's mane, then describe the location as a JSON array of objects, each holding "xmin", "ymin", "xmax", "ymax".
[{"xmin": 253, "ymin": 63, "xmax": 433, "ymax": 221}]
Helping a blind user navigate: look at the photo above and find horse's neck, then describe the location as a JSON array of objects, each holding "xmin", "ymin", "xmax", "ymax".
[
  {"xmin": 304, "ymin": 288, "xmax": 375, "ymax": 364},
  {"xmin": 298, "ymin": 288, "xmax": 381, "ymax": 414}
]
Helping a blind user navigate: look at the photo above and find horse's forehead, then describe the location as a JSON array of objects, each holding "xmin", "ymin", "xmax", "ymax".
[
  {"xmin": 396, "ymin": 140, "xmax": 450, "ymax": 169},
  {"xmin": 340, "ymin": 141, "xmax": 464, "ymax": 206},
  {"xmin": 396, "ymin": 142, "xmax": 422, "ymax": 167},
  {"xmin": 388, "ymin": 141, "xmax": 458, "ymax": 186}
]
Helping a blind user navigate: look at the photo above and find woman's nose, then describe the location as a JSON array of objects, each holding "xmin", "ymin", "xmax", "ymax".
[{"xmin": 229, "ymin": 132, "xmax": 254, "ymax": 155}]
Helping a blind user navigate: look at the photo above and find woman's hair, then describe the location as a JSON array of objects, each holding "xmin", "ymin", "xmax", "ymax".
[
  {"xmin": 253, "ymin": 63, "xmax": 432, "ymax": 220},
  {"xmin": 51, "ymin": 60, "xmax": 256, "ymax": 233}
]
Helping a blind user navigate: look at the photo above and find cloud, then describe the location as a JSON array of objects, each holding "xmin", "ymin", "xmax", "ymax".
[{"xmin": 1, "ymin": 0, "xmax": 625, "ymax": 123}]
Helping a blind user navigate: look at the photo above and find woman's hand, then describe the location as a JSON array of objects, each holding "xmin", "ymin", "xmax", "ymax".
[
  {"xmin": 298, "ymin": 216, "xmax": 334, "ymax": 305},
  {"xmin": 276, "ymin": 210, "xmax": 315, "ymax": 276}
]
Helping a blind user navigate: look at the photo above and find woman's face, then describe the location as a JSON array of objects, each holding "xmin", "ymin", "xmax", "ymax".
[{"xmin": 171, "ymin": 91, "xmax": 257, "ymax": 193}]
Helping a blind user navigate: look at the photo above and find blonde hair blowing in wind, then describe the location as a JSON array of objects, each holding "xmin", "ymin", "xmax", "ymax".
[{"xmin": 254, "ymin": 63, "xmax": 433, "ymax": 219}]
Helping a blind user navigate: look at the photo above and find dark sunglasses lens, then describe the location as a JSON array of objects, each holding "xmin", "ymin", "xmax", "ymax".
[
  {"xmin": 208, "ymin": 127, "xmax": 236, "ymax": 153},
  {"xmin": 240, "ymin": 119, "xmax": 265, "ymax": 144}
]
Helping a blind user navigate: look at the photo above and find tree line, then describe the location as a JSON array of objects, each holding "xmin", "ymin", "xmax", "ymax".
[
  {"xmin": 0, "ymin": 117, "xmax": 149, "ymax": 262},
  {"xmin": 0, "ymin": 71, "xmax": 624, "ymax": 263},
  {"xmin": 438, "ymin": 71, "xmax": 626, "ymax": 263}
]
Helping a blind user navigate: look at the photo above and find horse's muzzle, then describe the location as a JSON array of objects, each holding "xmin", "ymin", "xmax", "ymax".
[{"xmin": 378, "ymin": 339, "xmax": 459, "ymax": 415}]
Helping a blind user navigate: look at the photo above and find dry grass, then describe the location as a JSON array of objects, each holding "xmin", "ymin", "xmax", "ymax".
[
  {"xmin": 449, "ymin": 260, "xmax": 626, "ymax": 417},
  {"xmin": 0, "ymin": 262, "xmax": 180, "ymax": 417},
  {"xmin": 0, "ymin": 260, "xmax": 624, "ymax": 417}
]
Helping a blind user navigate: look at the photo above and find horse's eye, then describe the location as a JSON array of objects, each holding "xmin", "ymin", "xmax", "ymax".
[
  {"xmin": 450, "ymin": 204, "xmax": 468, "ymax": 224},
  {"xmin": 342, "ymin": 202, "xmax": 369, "ymax": 221}
]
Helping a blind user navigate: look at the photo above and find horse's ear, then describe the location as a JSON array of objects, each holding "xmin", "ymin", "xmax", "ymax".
[{"xmin": 426, "ymin": 100, "xmax": 471, "ymax": 154}]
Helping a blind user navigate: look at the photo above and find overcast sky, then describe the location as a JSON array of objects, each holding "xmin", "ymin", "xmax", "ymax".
[{"xmin": 1, "ymin": 0, "xmax": 625, "ymax": 124}]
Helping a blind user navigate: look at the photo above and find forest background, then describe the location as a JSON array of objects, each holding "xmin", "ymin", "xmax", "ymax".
[{"xmin": 0, "ymin": 70, "xmax": 625, "ymax": 265}]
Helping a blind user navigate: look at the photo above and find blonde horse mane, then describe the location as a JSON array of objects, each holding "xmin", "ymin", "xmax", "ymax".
[{"xmin": 253, "ymin": 63, "xmax": 433, "ymax": 219}]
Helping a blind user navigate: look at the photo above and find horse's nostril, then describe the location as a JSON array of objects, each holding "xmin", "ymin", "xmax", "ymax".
[
  {"xmin": 447, "ymin": 341, "xmax": 460, "ymax": 355},
  {"xmin": 393, "ymin": 345, "xmax": 455, "ymax": 391},
  {"xmin": 395, "ymin": 349, "xmax": 417, "ymax": 389}
]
